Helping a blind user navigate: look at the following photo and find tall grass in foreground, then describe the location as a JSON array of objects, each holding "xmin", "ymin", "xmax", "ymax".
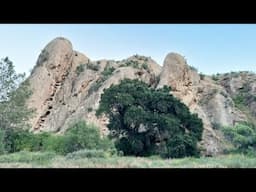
[{"xmin": 0, "ymin": 152, "xmax": 256, "ymax": 168}]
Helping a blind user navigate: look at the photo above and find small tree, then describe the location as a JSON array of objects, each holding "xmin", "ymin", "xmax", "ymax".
[
  {"xmin": 0, "ymin": 57, "xmax": 34, "ymax": 153},
  {"xmin": 0, "ymin": 57, "xmax": 33, "ymax": 131}
]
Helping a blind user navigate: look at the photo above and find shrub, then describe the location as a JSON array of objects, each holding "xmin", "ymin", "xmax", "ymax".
[
  {"xmin": 211, "ymin": 122, "xmax": 222, "ymax": 130},
  {"xmin": 65, "ymin": 121, "xmax": 102, "ymax": 150},
  {"xmin": 124, "ymin": 60, "xmax": 140, "ymax": 69},
  {"xmin": 87, "ymin": 63, "xmax": 100, "ymax": 71},
  {"xmin": 3, "ymin": 129, "xmax": 51, "ymax": 153},
  {"xmin": 42, "ymin": 135, "xmax": 73, "ymax": 155},
  {"xmin": 76, "ymin": 64, "xmax": 85, "ymax": 75},
  {"xmin": 88, "ymin": 80, "xmax": 103, "ymax": 95},
  {"xmin": 222, "ymin": 123, "xmax": 256, "ymax": 154},
  {"xmin": 142, "ymin": 63, "xmax": 149, "ymax": 70},
  {"xmin": 101, "ymin": 66, "xmax": 115, "ymax": 79},
  {"xmin": 88, "ymin": 66, "xmax": 115, "ymax": 95},
  {"xmin": 212, "ymin": 75, "xmax": 219, "ymax": 81},
  {"xmin": 233, "ymin": 94, "xmax": 246, "ymax": 107},
  {"xmin": 43, "ymin": 121, "xmax": 115, "ymax": 155},
  {"xmin": 87, "ymin": 107, "xmax": 93, "ymax": 112},
  {"xmin": 0, "ymin": 129, "xmax": 5, "ymax": 155},
  {"xmin": 199, "ymin": 73, "xmax": 205, "ymax": 80},
  {"xmin": 189, "ymin": 65, "xmax": 198, "ymax": 72}
]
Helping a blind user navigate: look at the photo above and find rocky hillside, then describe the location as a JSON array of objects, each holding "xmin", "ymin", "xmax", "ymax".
[{"xmin": 26, "ymin": 37, "xmax": 256, "ymax": 156}]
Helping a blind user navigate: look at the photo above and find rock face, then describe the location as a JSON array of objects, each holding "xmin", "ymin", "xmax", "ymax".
[
  {"xmin": 26, "ymin": 37, "xmax": 256, "ymax": 156},
  {"xmin": 27, "ymin": 37, "xmax": 160, "ymax": 134},
  {"xmin": 157, "ymin": 53, "xmax": 247, "ymax": 156}
]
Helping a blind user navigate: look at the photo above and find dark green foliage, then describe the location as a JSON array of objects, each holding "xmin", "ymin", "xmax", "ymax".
[
  {"xmin": 211, "ymin": 122, "xmax": 222, "ymax": 130},
  {"xmin": 156, "ymin": 75, "xmax": 161, "ymax": 85},
  {"xmin": 87, "ymin": 62, "xmax": 100, "ymax": 71},
  {"xmin": 101, "ymin": 66, "xmax": 115, "ymax": 78},
  {"xmin": 1, "ymin": 120, "xmax": 115, "ymax": 156},
  {"xmin": 212, "ymin": 75, "xmax": 219, "ymax": 81},
  {"xmin": 76, "ymin": 64, "xmax": 85, "ymax": 75},
  {"xmin": 222, "ymin": 123, "xmax": 256, "ymax": 155},
  {"xmin": 3, "ymin": 128, "xmax": 50, "ymax": 153},
  {"xmin": 199, "ymin": 73, "xmax": 205, "ymax": 80},
  {"xmin": 189, "ymin": 65, "xmax": 198, "ymax": 72},
  {"xmin": 142, "ymin": 63, "xmax": 149, "ymax": 70},
  {"xmin": 233, "ymin": 94, "xmax": 245, "ymax": 107},
  {"xmin": 87, "ymin": 107, "xmax": 93, "ymax": 112},
  {"xmin": 88, "ymin": 66, "xmax": 115, "ymax": 95},
  {"xmin": 122, "ymin": 60, "xmax": 149, "ymax": 70},
  {"xmin": 36, "ymin": 49, "xmax": 49, "ymax": 67},
  {"xmin": 87, "ymin": 80, "xmax": 103, "ymax": 95},
  {"xmin": 42, "ymin": 134, "xmax": 73, "ymax": 155},
  {"xmin": 97, "ymin": 79, "xmax": 203, "ymax": 158},
  {"xmin": 124, "ymin": 60, "xmax": 140, "ymax": 69},
  {"xmin": 165, "ymin": 135, "xmax": 190, "ymax": 158},
  {"xmin": 220, "ymin": 91, "xmax": 228, "ymax": 98},
  {"xmin": 0, "ymin": 129, "xmax": 5, "ymax": 155}
]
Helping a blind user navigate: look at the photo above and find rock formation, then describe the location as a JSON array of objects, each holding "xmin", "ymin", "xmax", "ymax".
[{"xmin": 26, "ymin": 37, "xmax": 256, "ymax": 156}]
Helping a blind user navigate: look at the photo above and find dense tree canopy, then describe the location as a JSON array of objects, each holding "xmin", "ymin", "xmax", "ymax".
[{"xmin": 97, "ymin": 79, "xmax": 203, "ymax": 158}]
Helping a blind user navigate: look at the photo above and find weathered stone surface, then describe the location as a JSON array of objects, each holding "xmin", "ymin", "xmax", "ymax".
[
  {"xmin": 26, "ymin": 38, "xmax": 256, "ymax": 156},
  {"xmin": 156, "ymin": 52, "xmax": 248, "ymax": 156}
]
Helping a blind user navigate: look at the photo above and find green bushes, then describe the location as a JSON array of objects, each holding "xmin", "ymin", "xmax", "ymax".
[
  {"xmin": 142, "ymin": 63, "xmax": 149, "ymax": 70},
  {"xmin": 87, "ymin": 66, "xmax": 116, "ymax": 96},
  {"xmin": 76, "ymin": 64, "xmax": 85, "ymax": 75},
  {"xmin": 212, "ymin": 74, "xmax": 219, "ymax": 81},
  {"xmin": 101, "ymin": 66, "xmax": 115, "ymax": 78},
  {"xmin": 0, "ymin": 129, "xmax": 5, "ymax": 155},
  {"xmin": 42, "ymin": 135, "xmax": 72, "ymax": 155},
  {"xmin": 87, "ymin": 63, "xmax": 100, "ymax": 71},
  {"xmin": 3, "ymin": 129, "xmax": 50, "ymax": 153},
  {"xmin": 43, "ymin": 121, "xmax": 115, "ymax": 155},
  {"xmin": 120, "ymin": 60, "xmax": 149, "ymax": 70},
  {"xmin": 211, "ymin": 122, "xmax": 222, "ymax": 130},
  {"xmin": 199, "ymin": 73, "xmax": 205, "ymax": 80},
  {"xmin": 188, "ymin": 65, "xmax": 198, "ymax": 72},
  {"xmin": 222, "ymin": 123, "xmax": 256, "ymax": 155},
  {"xmin": 0, "ymin": 121, "xmax": 115, "ymax": 156}
]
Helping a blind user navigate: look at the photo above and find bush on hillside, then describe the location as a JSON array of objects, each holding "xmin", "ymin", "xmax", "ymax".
[{"xmin": 222, "ymin": 123, "xmax": 256, "ymax": 155}]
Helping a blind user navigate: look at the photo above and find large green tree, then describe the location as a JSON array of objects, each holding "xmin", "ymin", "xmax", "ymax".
[
  {"xmin": 0, "ymin": 57, "xmax": 33, "ymax": 153},
  {"xmin": 96, "ymin": 79, "xmax": 203, "ymax": 158}
]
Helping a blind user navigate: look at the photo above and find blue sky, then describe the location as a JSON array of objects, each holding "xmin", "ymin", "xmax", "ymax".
[{"xmin": 0, "ymin": 24, "xmax": 255, "ymax": 76}]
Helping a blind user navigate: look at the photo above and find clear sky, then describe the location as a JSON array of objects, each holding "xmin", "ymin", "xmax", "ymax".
[{"xmin": 0, "ymin": 24, "xmax": 255, "ymax": 76}]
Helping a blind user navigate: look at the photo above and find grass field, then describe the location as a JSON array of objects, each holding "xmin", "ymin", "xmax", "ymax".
[{"xmin": 0, "ymin": 151, "xmax": 255, "ymax": 168}]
